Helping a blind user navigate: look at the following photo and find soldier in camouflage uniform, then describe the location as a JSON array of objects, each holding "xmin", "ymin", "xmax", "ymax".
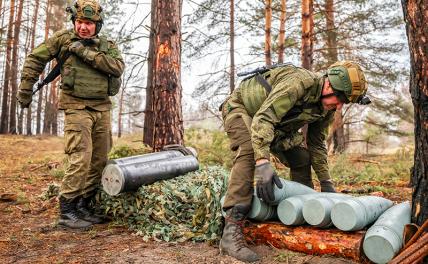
[
  {"xmin": 17, "ymin": 0, "xmax": 124, "ymax": 229},
  {"xmin": 219, "ymin": 61, "xmax": 369, "ymax": 262}
]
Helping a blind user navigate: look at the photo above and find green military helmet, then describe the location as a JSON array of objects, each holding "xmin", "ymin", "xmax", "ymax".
[
  {"xmin": 67, "ymin": 0, "xmax": 104, "ymax": 34},
  {"xmin": 327, "ymin": 61, "xmax": 368, "ymax": 104}
]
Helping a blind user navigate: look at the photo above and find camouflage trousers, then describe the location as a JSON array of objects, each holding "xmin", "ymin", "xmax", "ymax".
[
  {"xmin": 221, "ymin": 104, "xmax": 312, "ymax": 209},
  {"xmin": 60, "ymin": 108, "xmax": 112, "ymax": 200}
]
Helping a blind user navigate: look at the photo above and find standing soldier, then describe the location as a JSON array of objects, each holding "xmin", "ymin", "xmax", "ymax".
[
  {"xmin": 17, "ymin": 0, "xmax": 124, "ymax": 229},
  {"xmin": 219, "ymin": 61, "xmax": 369, "ymax": 262}
]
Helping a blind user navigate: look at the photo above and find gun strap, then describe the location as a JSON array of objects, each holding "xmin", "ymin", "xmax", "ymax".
[
  {"xmin": 46, "ymin": 52, "xmax": 71, "ymax": 83},
  {"xmin": 255, "ymin": 73, "xmax": 273, "ymax": 94},
  {"xmin": 32, "ymin": 51, "xmax": 72, "ymax": 95},
  {"xmin": 33, "ymin": 39, "xmax": 97, "ymax": 95}
]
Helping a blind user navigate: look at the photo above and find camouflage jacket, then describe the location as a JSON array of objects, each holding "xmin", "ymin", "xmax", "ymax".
[
  {"xmin": 19, "ymin": 29, "xmax": 125, "ymax": 111},
  {"xmin": 224, "ymin": 65, "xmax": 335, "ymax": 180}
]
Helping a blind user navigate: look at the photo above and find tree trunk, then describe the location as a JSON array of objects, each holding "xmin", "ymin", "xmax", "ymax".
[
  {"xmin": 144, "ymin": 0, "xmax": 184, "ymax": 151},
  {"xmin": 143, "ymin": 0, "xmax": 156, "ymax": 147},
  {"xmin": 264, "ymin": 0, "xmax": 272, "ymax": 66},
  {"xmin": 301, "ymin": 0, "xmax": 313, "ymax": 70},
  {"xmin": 9, "ymin": 0, "xmax": 24, "ymax": 134},
  {"xmin": 229, "ymin": 0, "xmax": 235, "ymax": 93},
  {"xmin": 43, "ymin": 85, "xmax": 51, "ymax": 134},
  {"xmin": 300, "ymin": 0, "xmax": 314, "ymax": 144},
  {"xmin": 325, "ymin": 0, "xmax": 345, "ymax": 153},
  {"xmin": 401, "ymin": 0, "xmax": 428, "ymax": 227},
  {"xmin": 118, "ymin": 86, "xmax": 125, "ymax": 138},
  {"xmin": 0, "ymin": 0, "xmax": 16, "ymax": 134},
  {"xmin": 37, "ymin": 0, "xmax": 51, "ymax": 135},
  {"xmin": 26, "ymin": 0, "xmax": 40, "ymax": 136},
  {"xmin": 244, "ymin": 223, "xmax": 366, "ymax": 262},
  {"xmin": 48, "ymin": 0, "xmax": 65, "ymax": 136},
  {"xmin": 277, "ymin": 0, "xmax": 286, "ymax": 64}
]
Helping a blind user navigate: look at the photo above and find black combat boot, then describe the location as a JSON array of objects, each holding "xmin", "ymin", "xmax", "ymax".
[
  {"xmin": 58, "ymin": 196, "xmax": 93, "ymax": 229},
  {"xmin": 219, "ymin": 204, "xmax": 260, "ymax": 262},
  {"xmin": 76, "ymin": 196, "xmax": 104, "ymax": 224},
  {"xmin": 320, "ymin": 180, "xmax": 336, "ymax": 192}
]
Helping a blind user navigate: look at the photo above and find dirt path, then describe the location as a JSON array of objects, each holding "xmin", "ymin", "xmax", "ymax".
[{"xmin": 0, "ymin": 135, "xmax": 375, "ymax": 263}]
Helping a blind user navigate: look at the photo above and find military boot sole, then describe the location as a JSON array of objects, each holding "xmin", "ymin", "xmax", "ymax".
[
  {"xmin": 58, "ymin": 219, "xmax": 93, "ymax": 230},
  {"xmin": 79, "ymin": 214, "xmax": 105, "ymax": 224},
  {"xmin": 219, "ymin": 240, "xmax": 261, "ymax": 263}
]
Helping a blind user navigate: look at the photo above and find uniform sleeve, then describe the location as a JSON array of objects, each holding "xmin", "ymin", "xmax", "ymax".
[
  {"xmin": 82, "ymin": 41, "xmax": 125, "ymax": 77},
  {"xmin": 19, "ymin": 31, "xmax": 66, "ymax": 91},
  {"xmin": 251, "ymin": 75, "xmax": 312, "ymax": 160},
  {"xmin": 307, "ymin": 111, "xmax": 335, "ymax": 181}
]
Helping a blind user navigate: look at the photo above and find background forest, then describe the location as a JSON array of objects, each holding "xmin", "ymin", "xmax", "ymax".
[{"xmin": 0, "ymin": 0, "xmax": 413, "ymax": 155}]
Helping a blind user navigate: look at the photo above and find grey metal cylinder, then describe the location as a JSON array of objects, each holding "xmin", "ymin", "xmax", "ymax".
[
  {"xmin": 302, "ymin": 194, "xmax": 350, "ymax": 228},
  {"xmin": 277, "ymin": 192, "xmax": 348, "ymax": 226},
  {"xmin": 363, "ymin": 201, "xmax": 411, "ymax": 264},
  {"xmin": 272, "ymin": 178, "xmax": 317, "ymax": 205},
  {"xmin": 331, "ymin": 196, "xmax": 393, "ymax": 231},
  {"xmin": 108, "ymin": 150, "xmax": 188, "ymax": 165},
  {"xmin": 248, "ymin": 195, "xmax": 277, "ymax": 221},
  {"xmin": 102, "ymin": 155, "xmax": 199, "ymax": 196}
]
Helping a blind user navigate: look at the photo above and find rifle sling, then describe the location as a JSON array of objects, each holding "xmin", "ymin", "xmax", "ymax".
[{"xmin": 45, "ymin": 51, "xmax": 72, "ymax": 84}]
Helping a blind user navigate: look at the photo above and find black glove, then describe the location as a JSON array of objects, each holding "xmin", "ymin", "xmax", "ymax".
[{"xmin": 254, "ymin": 162, "xmax": 283, "ymax": 204}]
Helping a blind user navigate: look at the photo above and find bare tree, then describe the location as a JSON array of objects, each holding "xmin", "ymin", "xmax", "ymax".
[
  {"xmin": 277, "ymin": 0, "xmax": 286, "ymax": 64},
  {"xmin": 323, "ymin": 0, "xmax": 345, "ymax": 153},
  {"xmin": 9, "ymin": 0, "xmax": 24, "ymax": 134},
  {"xmin": 264, "ymin": 0, "xmax": 272, "ymax": 66},
  {"xmin": 26, "ymin": 0, "xmax": 40, "ymax": 136},
  {"xmin": 37, "ymin": 0, "xmax": 52, "ymax": 135},
  {"xmin": 0, "ymin": 0, "xmax": 16, "ymax": 134},
  {"xmin": 143, "ymin": 0, "xmax": 184, "ymax": 151},
  {"xmin": 402, "ymin": 0, "xmax": 428, "ymax": 226},
  {"xmin": 301, "ymin": 0, "xmax": 313, "ymax": 70},
  {"xmin": 229, "ymin": 0, "xmax": 235, "ymax": 93}
]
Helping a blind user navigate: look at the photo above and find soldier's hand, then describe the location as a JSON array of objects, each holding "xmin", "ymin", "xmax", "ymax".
[
  {"xmin": 69, "ymin": 41, "xmax": 86, "ymax": 57},
  {"xmin": 17, "ymin": 90, "xmax": 32, "ymax": 108},
  {"xmin": 254, "ymin": 161, "xmax": 283, "ymax": 204}
]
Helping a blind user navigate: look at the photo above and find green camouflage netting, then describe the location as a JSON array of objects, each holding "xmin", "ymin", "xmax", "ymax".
[{"xmin": 95, "ymin": 166, "xmax": 229, "ymax": 243}]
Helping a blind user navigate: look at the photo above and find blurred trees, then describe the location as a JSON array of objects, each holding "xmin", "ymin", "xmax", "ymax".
[
  {"xmin": 0, "ymin": 0, "xmax": 148, "ymax": 136},
  {"xmin": 0, "ymin": 0, "xmax": 414, "ymax": 154},
  {"xmin": 185, "ymin": 0, "xmax": 411, "ymax": 153}
]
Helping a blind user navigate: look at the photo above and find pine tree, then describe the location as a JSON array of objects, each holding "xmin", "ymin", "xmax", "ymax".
[
  {"xmin": 143, "ymin": 0, "xmax": 184, "ymax": 150},
  {"xmin": 401, "ymin": 0, "xmax": 428, "ymax": 226}
]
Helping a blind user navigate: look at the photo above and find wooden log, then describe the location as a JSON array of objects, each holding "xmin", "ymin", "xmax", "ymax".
[{"xmin": 243, "ymin": 222, "xmax": 370, "ymax": 262}]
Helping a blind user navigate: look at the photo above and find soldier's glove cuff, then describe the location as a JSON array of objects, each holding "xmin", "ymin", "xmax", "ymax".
[
  {"xmin": 17, "ymin": 90, "xmax": 32, "ymax": 108},
  {"xmin": 254, "ymin": 162, "xmax": 283, "ymax": 204}
]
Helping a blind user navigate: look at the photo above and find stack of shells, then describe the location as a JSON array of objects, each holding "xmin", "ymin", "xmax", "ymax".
[{"xmin": 221, "ymin": 179, "xmax": 411, "ymax": 264}]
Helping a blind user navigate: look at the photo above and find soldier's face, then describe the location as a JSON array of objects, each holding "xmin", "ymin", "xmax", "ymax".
[
  {"xmin": 321, "ymin": 80, "xmax": 344, "ymax": 111},
  {"xmin": 75, "ymin": 19, "xmax": 96, "ymax": 38}
]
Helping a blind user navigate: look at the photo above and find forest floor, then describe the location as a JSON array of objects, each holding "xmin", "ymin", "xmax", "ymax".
[{"xmin": 0, "ymin": 135, "xmax": 412, "ymax": 264}]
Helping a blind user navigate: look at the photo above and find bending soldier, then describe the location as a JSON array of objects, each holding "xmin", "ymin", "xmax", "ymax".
[
  {"xmin": 219, "ymin": 61, "xmax": 369, "ymax": 262},
  {"xmin": 17, "ymin": 0, "xmax": 124, "ymax": 229}
]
